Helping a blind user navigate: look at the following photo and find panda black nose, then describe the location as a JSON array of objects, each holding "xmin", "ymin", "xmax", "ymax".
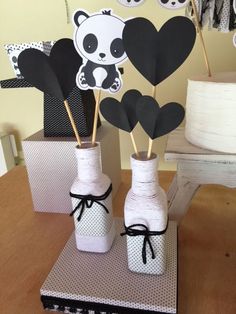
[
  {"xmin": 171, "ymin": 1, "xmax": 176, "ymax": 4},
  {"xmin": 99, "ymin": 53, "xmax": 106, "ymax": 58}
]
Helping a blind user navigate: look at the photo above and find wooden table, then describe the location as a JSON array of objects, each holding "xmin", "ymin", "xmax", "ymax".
[
  {"xmin": 165, "ymin": 128, "xmax": 236, "ymax": 222},
  {"xmin": 0, "ymin": 166, "xmax": 236, "ymax": 314}
]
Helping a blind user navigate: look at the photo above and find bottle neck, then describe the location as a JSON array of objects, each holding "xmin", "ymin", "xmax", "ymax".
[
  {"xmin": 131, "ymin": 153, "xmax": 159, "ymax": 197},
  {"xmin": 75, "ymin": 143, "xmax": 102, "ymax": 182}
]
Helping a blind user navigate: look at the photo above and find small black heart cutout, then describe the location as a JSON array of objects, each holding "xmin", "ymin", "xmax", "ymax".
[
  {"xmin": 100, "ymin": 89, "xmax": 142, "ymax": 132},
  {"xmin": 18, "ymin": 38, "xmax": 83, "ymax": 100},
  {"xmin": 123, "ymin": 16, "xmax": 196, "ymax": 85},
  {"xmin": 136, "ymin": 96, "xmax": 185, "ymax": 139}
]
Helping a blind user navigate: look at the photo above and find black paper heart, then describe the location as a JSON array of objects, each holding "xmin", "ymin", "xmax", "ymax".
[
  {"xmin": 50, "ymin": 38, "xmax": 82, "ymax": 98},
  {"xmin": 18, "ymin": 39, "xmax": 82, "ymax": 100},
  {"xmin": 18, "ymin": 49, "xmax": 63, "ymax": 100},
  {"xmin": 136, "ymin": 96, "xmax": 185, "ymax": 139},
  {"xmin": 123, "ymin": 16, "xmax": 196, "ymax": 85},
  {"xmin": 100, "ymin": 89, "xmax": 142, "ymax": 132}
]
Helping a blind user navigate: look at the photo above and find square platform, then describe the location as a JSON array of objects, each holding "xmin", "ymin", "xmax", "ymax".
[
  {"xmin": 22, "ymin": 122, "xmax": 121, "ymax": 213},
  {"xmin": 40, "ymin": 219, "xmax": 177, "ymax": 314}
]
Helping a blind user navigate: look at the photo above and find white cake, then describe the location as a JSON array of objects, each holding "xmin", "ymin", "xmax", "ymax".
[{"xmin": 185, "ymin": 72, "xmax": 236, "ymax": 153}]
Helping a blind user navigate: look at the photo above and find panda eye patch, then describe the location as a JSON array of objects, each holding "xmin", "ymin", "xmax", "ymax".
[
  {"xmin": 83, "ymin": 33, "xmax": 98, "ymax": 54},
  {"xmin": 160, "ymin": 0, "xmax": 169, "ymax": 3},
  {"xmin": 12, "ymin": 56, "xmax": 18, "ymax": 63},
  {"xmin": 110, "ymin": 38, "xmax": 125, "ymax": 58},
  {"xmin": 178, "ymin": 0, "xmax": 186, "ymax": 3}
]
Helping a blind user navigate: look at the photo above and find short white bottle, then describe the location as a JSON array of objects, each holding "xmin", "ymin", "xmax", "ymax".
[
  {"xmin": 123, "ymin": 152, "xmax": 168, "ymax": 275},
  {"xmin": 70, "ymin": 142, "xmax": 115, "ymax": 253}
]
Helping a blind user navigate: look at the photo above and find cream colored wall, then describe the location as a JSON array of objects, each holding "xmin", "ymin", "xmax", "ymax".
[{"xmin": 0, "ymin": 0, "xmax": 235, "ymax": 170}]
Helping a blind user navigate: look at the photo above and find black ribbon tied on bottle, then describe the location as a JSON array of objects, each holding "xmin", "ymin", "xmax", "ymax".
[
  {"xmin": 69, "ymin": 184, "xmax": 112, "ymax": 222},
  {"xmin": 121, "ymin": 221, "xmax": 169, "ymax": 265}
]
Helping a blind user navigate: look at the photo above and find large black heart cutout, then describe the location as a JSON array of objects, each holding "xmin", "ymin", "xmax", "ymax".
[
  {"xmin": 100, "ymin": 89, "xmax": 142, "ymax": 132},
  {"xmin": 18, "ymin": 38, "xmax": 82, "ymax": 100},
  {"xmin": 18, "ymin": 49, "xmax": 63, "ymax": 100},
  {"xmin": 123, "ymin": 16, "xmax": 196, "ymax": 85},
  {"xmin": 50, "ymin": 39, "xmax": 82, "ymax": 98},
  {"xmin": 136, "ymin": 96, "xmax": 185, "ymax": 139}
]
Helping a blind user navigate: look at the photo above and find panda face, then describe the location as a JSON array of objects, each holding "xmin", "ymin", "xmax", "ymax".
[
  {"xmin": 117, "ymin": 0, "xmax": 145, "ymax": 7},
  {"xmin": 158, "ymin": 0, "xmax": 189, "ymax": 10},
  {"xmin": 74, "ymin": 11, "xmax": 127, "ymax": 66}
]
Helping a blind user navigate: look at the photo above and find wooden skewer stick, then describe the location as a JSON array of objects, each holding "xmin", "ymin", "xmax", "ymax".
[
  {"xmin": 191, "ymin": 0, "xmax": 212, "ymax": 77},
  {"xmin": 147, "ymin": 86, "xmax": 156, "ymax": 159},
  {"xmin": 130, "ymin": 131, "xmax": 140, "ymax": 158},
  {"xmin": 152, "ymin": 85, "xmax": 156, "ymax": 99},
  {"xmin": 92, "ymin": 89, "xmax": 102, "ymax": 145},
  {"xmin": 64, "ymin": 100, "xmax": 81, "ymax": 146},
  {"xmin": 147, "ymin": 137, "xmax": 153, "ymax": 160}
]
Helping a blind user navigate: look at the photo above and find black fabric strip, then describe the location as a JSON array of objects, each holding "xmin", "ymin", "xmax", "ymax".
[
  {"xmin": 69, "ymin": 184, "xmax": 112, "ymax": 221},
  {"xmin": 121, "ymin": 220, "xmax": 169, "ymax": 264},
  {"xmin": 0, "ymin": 78, "xmax": 32, "ymax": 88},
  {"xmin": 41, "ymin": 294, "xmax": 168, "ymax": 314}
]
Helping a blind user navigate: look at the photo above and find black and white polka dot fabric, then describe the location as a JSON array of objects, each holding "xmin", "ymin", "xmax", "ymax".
[
  {"xmin": 4, "ymin": 40, "xmax": 54, "ymax": 79},
  {"xmin": 72, "ymin": 194, "xmax": 113, "ymax": 237},
  {"xmin": 4, "ymin": 41, "xmax": 44, "ymax": 78},
  {"xmin": 0, "ymin": 78, "xmax": 32, "ymax": 89},
  {"xmin": 40, "ymin": 219, "xmax": 177, "ymax": 313},
  {"xmin": 43, "ymin": 41, "xmax": 55, "ymax": 56},
  {"xmin": 44, "ymin": 86, "xmax": 100, "ymax": 137},
  {"xmin": 43, "ymin": 304, "xmax": 116, "ymax": 313},
  {"xmin": 186, "ymin": 0, "xmax": 236, "ymax": 32},
  {"xmin": 218, "ymin": 0, "xmax": 231, "ymax": 32},
  {"xmin": 126, "ymin": 233, "xmax": 166, "ymax": 275}
]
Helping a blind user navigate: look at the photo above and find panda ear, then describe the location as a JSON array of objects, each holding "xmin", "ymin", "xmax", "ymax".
[{"xmin": 74, "ymin": 10, "xmax": 89, "ymax": 27}]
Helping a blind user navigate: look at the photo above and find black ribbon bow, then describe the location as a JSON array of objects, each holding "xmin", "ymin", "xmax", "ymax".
[
  {"xmin": 69, "ymin": 184, "xmax": 112, "ymax": 222},
  {"xmin": 121, "ymin": 221, "xmax": 168, "ymax": 265}
]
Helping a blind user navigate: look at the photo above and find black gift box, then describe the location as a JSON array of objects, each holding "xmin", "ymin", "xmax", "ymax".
[
  {"xmin": 0, "ymin": 78, "xmax": 101, "ymax": 137},
  {"xmin": 44, "ymin": 85, "xmax": 100, "ymax": 137}
]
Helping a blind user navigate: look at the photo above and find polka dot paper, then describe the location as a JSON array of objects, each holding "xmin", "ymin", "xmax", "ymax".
[{"xmin": 41, "ymin": 219, "xmax": 177, "ymax": 313}]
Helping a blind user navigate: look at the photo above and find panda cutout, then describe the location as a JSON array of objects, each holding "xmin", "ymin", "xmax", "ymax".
[
  {"xmin": 73, "ymin": 9, "xmax": 127, "ymax": 93},
  {"xmin": 117, "ymin": 0, "xmax": 145, "ymax": 7},
  {"xmin": 157, "ymin": 0, "xmax": 189, "ymax": 10}
]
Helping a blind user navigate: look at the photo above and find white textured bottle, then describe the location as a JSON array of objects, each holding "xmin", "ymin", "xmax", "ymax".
[
  {"xmin": 70, "ymin": 143, "xmax": 115, "ymax": 253},
  {"xmin": 123, "ymin": 153, "xmax": 168, "ymax": 275}
]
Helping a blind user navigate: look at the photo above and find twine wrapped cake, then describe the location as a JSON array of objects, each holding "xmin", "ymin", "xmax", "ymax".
[{"xmin": 185, "ymin": 72, "xmax": 236, "ymax": 153}]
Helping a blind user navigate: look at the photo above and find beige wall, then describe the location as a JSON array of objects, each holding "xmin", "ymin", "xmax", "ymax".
[{"xmin": 0, "ymin": 0, "xmax": 235, "ymax": 170}]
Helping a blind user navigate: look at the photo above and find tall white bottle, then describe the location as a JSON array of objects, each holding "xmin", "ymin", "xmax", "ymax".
[
  {"xmin": 70, "ymin": 143, "xmax": 115, "ymax": 253},
  {"xmin": 123, "ymin": 152, "xmax": 168, "ymax": 275}
]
